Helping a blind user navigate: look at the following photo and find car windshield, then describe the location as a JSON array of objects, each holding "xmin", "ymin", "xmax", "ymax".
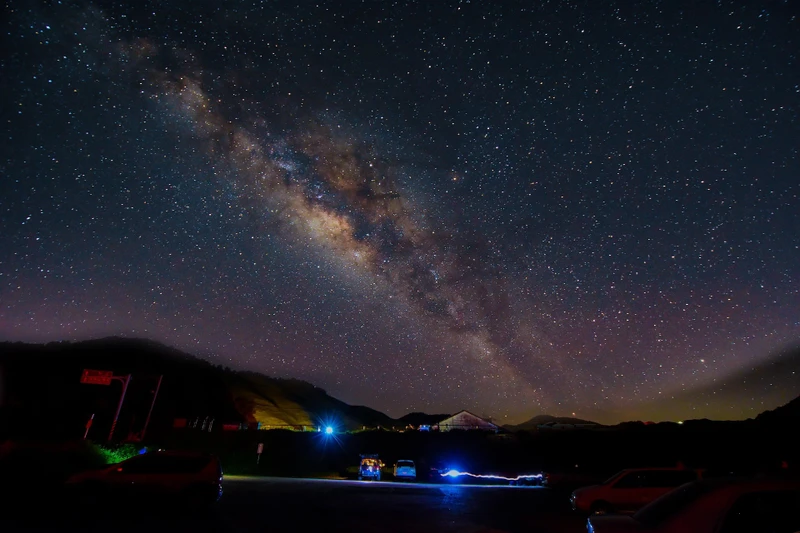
[
  {"xmin": 634, "ymin": 482, "xmax": 711, "ymax": 527},
  {"xmin": 397, "ymin": 461, "xmax": 414, "ymax": 467}
]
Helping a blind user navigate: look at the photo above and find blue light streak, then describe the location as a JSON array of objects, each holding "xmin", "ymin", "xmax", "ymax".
[{"xmin": 441, "ymin": 469, "xmax": 543, "ymax": 482}]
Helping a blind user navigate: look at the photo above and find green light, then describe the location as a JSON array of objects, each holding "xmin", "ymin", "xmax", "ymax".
[{"xmin": 92, "ymin": 443, "xmax": 139, "ymax": 464}]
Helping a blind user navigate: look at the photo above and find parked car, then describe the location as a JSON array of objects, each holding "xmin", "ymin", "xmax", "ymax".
[
  {"xmin": 358, "ymin": 454, "xmax": 383, "ymax": 480},
  {"xmin": 572, "ymin": 467, "xmax": 702, "ymax": 515},
  {"xmin": 587, "ymin": 477, "xmax": 800, "ymax": 532},
  {"xmin": 394, "ymin": 460, "xmax": 417, "ymax": 481},
  {"xmin": 66, "ymin": 450, "xmax": 223, "ymax": 507}
]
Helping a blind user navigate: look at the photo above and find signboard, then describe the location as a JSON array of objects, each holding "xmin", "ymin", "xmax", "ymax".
[{"xmin": 80, "ymin": 369, "xmax": 113, "ymax": 385}]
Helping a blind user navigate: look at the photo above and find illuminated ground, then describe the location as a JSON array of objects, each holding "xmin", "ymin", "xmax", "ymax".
[{"xmin": 1, "ymin": 476, "xmax": 587, "ymax": 533}]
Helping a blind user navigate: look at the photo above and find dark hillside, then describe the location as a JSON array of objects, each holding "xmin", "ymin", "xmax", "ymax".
[
  {"xmin": 398, "ymin": 412, "xmax": 452, "ymax": 426},
  {"xmin": 507, "ymin": 414, "xmax": 600, "ymax": 431},
  {"xmin": 0, "ymin": 338, "xmax": 242, "ymax": 440},
  {"xmin": 0, "ymin": 338, "xmax": 396, "ymax": 440}
]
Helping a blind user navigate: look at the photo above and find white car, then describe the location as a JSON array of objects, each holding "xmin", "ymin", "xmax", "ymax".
[
  {"xmin": 572, "ymin": 467, "xmax": 702, "ymax": 515},
  {"xmin": 587, "ymin": 477, "xmax": 800, "ymax": 533},
  {"xmin": 394, "ymin": 460, "xmax": 416, "ymax": 481}
]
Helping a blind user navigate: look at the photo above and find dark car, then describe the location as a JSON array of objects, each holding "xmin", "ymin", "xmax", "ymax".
[
  {"xmin": 587, "ymin": 477, "xmax": 800, "ymax": 533},
  {"xmin": 572, "ymin": 467, "xmax": 703, "ymax": 515},
  {"xmin": 66, "ymin": 450, "xmax": 223, "ymax": 507}
]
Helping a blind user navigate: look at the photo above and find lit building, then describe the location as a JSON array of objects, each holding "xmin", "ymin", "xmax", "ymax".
[{"xmin": 437, "ymin": 410, "xmax": 499, "ymax": 432}]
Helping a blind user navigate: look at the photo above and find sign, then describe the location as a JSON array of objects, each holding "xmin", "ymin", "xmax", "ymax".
[
  {"xmin": 256, "ymin": 442, "xmax": 264, "ymax": 465},
  {"xmin": 80, "ymin": 369, "xmax": 113, "ymax": 385}
]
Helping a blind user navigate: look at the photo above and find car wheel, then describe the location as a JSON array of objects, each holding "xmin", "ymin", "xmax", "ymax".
[
  {"xmin": 358, "ymin": 475, "xmax": 362, "ymax": 480},
  {"xmin": 590, "ymin": 501, "xmax": 612, "ymax": 515}
]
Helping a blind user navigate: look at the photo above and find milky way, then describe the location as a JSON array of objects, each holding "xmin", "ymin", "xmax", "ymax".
[
  {"xmin": 125, "ymin": 39, "xmax": 549, "ymax": 404},
  {"xmin": 1, "ymin": 0, "xmax": 798, "ymax": 423}
]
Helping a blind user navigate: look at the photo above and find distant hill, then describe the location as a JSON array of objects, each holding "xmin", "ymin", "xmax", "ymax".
[
  {"xmin": 507, "ymin": 414, "xmax": 600, "ymax": 431},
  {"xmin": 756, "ymin": 395, "xmax": 800, "ymax": 423},
  {"xmin": 0, "ymin": 337, "xmax": 395, "ymax": 440},
  {"xmin": 398, "ymin": 412, "xmax": 451, "ymax": 427},
  {"xmin": 229, "ymin": 370, "xmax": 394, "ymax": 429}
]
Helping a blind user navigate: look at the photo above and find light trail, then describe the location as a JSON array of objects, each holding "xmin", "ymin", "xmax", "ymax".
[{"xmin": 440, "ymin": 469, "xmax": 543, "ymax": 482}]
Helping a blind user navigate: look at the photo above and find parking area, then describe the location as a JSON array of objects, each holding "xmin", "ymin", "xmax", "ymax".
[{"xmin": 0, "ymin": 476, "xmax": 587, "ymax": 533}]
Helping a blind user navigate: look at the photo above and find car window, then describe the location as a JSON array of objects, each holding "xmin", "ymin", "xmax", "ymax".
[
  {"xmin": 120, "ymin": 454, "xmax": 211, "ymax": 474},
  {"xmin": 634, "ymin": 482, "xmax": 711, "ymax": 526},
  {"xmin": 718, "ymin": 490, "xmax": 800, "ymax": 533},
  {"xmin": 397, "ymin": 461, "xmax": 414, "ymax": 467}
]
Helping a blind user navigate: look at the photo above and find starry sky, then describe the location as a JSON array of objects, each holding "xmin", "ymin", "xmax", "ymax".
[{"xmin": 1, "ymin": 0, "xmax": 798, "ymax": 424}]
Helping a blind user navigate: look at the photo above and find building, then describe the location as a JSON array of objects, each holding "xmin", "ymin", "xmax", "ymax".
[{"xmin": 437, "ymin": 410, "xmax": 499, "ymax": 432}]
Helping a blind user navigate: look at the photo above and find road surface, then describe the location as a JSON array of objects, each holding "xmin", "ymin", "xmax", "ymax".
[{"xmin": 2, "ymin": 476, "xmax": 587, "ymax": 533}]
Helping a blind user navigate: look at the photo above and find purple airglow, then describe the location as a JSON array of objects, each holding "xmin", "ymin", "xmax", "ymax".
[{"xmin": 441, "ymin": 469, "xmax": 543, "ymax": 481}]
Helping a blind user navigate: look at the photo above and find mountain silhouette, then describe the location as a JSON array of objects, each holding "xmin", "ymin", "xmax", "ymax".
[
  {"xmin": 397, "ymin": 412, "xmax": 451, "ymax": 426},
  {"xmin": 506, "ymin": 414, "xmax": 600, "ymax": 431},
  {"xmin": 756, "ymin": 395, "xmax": 800, "ymax": 423}
]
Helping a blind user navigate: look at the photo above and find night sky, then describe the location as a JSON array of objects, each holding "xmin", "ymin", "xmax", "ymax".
[{"xmin": 1, "ymin": 0, "xmax": 798, "ymax": 424}]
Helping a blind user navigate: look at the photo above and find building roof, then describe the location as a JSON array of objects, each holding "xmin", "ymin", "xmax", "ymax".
[{"xmin": 438, "ymin": 410, "xmax": 498, "ymax": 430}]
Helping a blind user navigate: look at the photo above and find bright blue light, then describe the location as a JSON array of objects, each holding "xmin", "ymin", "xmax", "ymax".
[
  {"xmin": 325, "ymin": 426, "xmax": 334, "ymax": 434},
  {"xmin": 441, "ymin": 469, "xmax": 543, "ymax": 482}
]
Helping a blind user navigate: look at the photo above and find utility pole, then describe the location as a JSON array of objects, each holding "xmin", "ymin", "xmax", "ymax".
[
  {"xmin": 108, "ymin": 374, "xmax": 132, "ymax": 442},
  {"xmin": 139, "ymin": 375, "xmax": 163, "ymax": 441},
  {"xmin": 83, "ymin": 413, "xmax": 94, "ymax": 440}
]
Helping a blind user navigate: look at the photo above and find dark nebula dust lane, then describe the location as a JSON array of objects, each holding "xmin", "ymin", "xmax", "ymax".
[{"xmin": 1, "ymin": 0, "xmax": 798, "ymax": 423}]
